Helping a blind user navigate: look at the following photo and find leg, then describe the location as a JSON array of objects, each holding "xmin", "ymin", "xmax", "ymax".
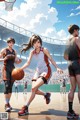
[
  {"xmin": 32, "ymin": 81, "xmax": 45, "ymax": 96},
  {"xmin": 17, "ymin": 87, "xmax": 18, "ymax": 93},
  {"xmin": 4, "ymin": 80, "xmax": 11, "ymax": 112},
  {"xmin": 31, "ymin": 81, "xmax": 51, "ymax": 104},
  {"xmin": 63, "ymin": 87, "xmax": 66, "ymax": 94},
  {"xmin": 75, "ymin": 75, "xmax": 80, "ymax": 103},
  {"xmin": 36, "ymin": 89, "xmax": 45, "ymax": 95},
  {"xmin": 18, "ymin": 78, "xmax": 44, "ymax": 116},
  {"xmin": 26, "ymin": 78, "xmax": 44, "ymax": 106},
  {"xmin": 7, "ymin": 81, "xmax": 14, "ymax": 109},
  {"xmin": 64, "ymin": 87, "xmax": 66, "ymax": 94},
  {"xmin": 68, "ymin": 76, "xmax": 76, "ymax": 103},
  {"xmin": 60, "ymin": 86, "xmax": 62, "ymax": 94},
  {"xmin": 67, "ymin": 76, "xmax": 79, "ymax": 119}
]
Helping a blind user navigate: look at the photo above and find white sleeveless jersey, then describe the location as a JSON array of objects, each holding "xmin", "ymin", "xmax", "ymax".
[{"xmin": 32, "ymin": 48, "xmax": 49, "ymax": 78}]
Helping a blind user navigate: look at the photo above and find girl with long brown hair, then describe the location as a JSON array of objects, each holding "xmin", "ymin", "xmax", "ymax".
[{"xmin": 18, "ymin": 34, "xmax": 63, "ymax": 116}]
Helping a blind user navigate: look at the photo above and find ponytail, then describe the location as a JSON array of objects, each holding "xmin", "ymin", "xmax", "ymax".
[
  {"xmin": 21, "ymin": 34, "xmax": 42, "ymax": 53},
  {"xmin": 21, "ymin": 39, "xmax": 32, "ymax": 53}
]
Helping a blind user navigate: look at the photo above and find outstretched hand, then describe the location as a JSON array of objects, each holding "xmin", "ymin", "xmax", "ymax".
[{"xmin": 56, "ymin": 67, "xmax": 63, "ymax": 74}]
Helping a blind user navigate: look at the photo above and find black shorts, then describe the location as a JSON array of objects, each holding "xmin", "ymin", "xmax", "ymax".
[
  {"xmin": 32, "ymin": 76, "xmax": 48, "ymax": 84},
  {"xmin": 2, "ymin": 66, "xmax": 15, "ymax": 81},
  {"xmin": 68, "ymin": 60, "xmax": 80, "ymax": 76}
]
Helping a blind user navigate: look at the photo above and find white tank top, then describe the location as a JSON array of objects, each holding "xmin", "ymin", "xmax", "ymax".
[{"xmin": 32, "ymin": 47, "xmax": 49, "ymax": 74}]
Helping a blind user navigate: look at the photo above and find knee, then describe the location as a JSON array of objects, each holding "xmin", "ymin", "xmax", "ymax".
[
  {"xmin": 4, "ymin": 84, "xmax": 13, "ymax": 94},
  {"xmin": 70, "ymin": 87, "xmax": 76, "ymax": 93},
  {"xmin": 8, "ymin": 87, "xmax": 12, "ymax": 93},
  {"xmin": 31, "ymin": 87, "xmax": 37, "ymax": 92},
  {"xmin": 68, "ymin": 88, "xmax": 76, "ymax": 100},
  {"xmin": 4, "ymin": 84, "xmax": 9, "ymax": 94}
]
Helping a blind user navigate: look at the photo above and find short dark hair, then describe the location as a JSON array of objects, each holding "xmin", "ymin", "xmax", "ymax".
[
  {"xmin": 68, "ymin": 24, "xmax": 79, "ymax": 34},
  {"xmin": 7, "ymin": 37, "xmax": 15, "ymax": 44}
]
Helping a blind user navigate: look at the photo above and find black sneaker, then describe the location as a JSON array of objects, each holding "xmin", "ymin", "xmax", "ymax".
[
  {"xmin": 67, "ymin": 110, "xmax": 79, "ymax": 119},
  {"xmin": 44, "ymin": 93, "xmax": 51, "ymax": 104},
  {"xmin": 8, "ymin": 103, "xmax": 12, "ymax": 110},
  {"xmin": 5, "ymin": 104, "xmax": 11, "ymax": 112}
]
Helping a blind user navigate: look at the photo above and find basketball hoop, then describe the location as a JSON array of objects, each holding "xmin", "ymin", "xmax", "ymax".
[
  {"xmin": 0, "ymin": 0, "xmax": 5, "ymax": 1},
  {"xmin": 5, "ymin": 0, "xmax": 16, "ymax": 11}
]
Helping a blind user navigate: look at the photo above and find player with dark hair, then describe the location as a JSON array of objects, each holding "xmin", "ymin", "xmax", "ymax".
[
  {"xmin": 0, "ymin": 37, "xmax": 22, "ymax": 112},
  {"xmin": 64, "ymin": 24, "xmax": 80, "ymax": 119}
]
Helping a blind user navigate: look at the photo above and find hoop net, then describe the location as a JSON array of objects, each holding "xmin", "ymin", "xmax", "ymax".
[
  {"xmin": 5, "ymin": 0, "xmax": 16, "ymax": 11},
  {"xmin": 0, "ymin": 0, "xmax": 5, "ymax": 1}
]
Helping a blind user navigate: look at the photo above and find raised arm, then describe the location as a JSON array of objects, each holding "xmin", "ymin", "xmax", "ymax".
[{"xmin": 21, "ymin": 50, "xmax": 33, "ymax": 70}]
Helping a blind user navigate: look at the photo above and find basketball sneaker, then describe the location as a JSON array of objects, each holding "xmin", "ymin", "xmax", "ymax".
[
  {"xmin": 5, "ymin": 104, "xmax": 11, "ymax": 112},
  {"xmin": 18, "ymin": 106, "xmax": 29, "ymax": 116},
  {"xmin": 44, "ymin": 93, "xmax": 51, "ymax": 104},
  {"xmin": 67, "ymin": 110, "xmax": 79, "ymax": 119},
  {"xmin": 8, "ymin": 103, "xmax": 12, "ymax": 110}
]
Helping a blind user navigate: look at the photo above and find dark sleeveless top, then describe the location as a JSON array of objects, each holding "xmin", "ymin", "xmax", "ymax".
[
  {"xmin": 66, "ymin": 38, "xmax": 80, "ymax": 61},
  {"xmin": 3, "ymin": 48, "xmax": 16, "ymax": 69}
]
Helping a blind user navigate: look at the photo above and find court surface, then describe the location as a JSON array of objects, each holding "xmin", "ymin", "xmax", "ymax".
[{"xmin": 0, "ymin": 92, "xmax": 80, "ymax": 120}]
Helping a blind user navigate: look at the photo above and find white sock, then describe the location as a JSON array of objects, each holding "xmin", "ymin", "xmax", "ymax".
[{"xmin": 5, "ymin": 98, "xmax": 9, "ymax": 104}]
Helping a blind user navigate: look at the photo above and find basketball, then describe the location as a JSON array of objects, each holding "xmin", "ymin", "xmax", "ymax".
[{"xmin": 12, "ymin": 68, "xmax": 24, "ymax": 80}]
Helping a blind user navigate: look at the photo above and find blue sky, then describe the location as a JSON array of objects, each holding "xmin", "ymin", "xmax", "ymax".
[
  {"xmin": 51, "ymin": 0, "xmax": 80, "ymax": 33},
  {"xmin": 0, "ymin": 0, "xmax": 80, "ymax": 43}
]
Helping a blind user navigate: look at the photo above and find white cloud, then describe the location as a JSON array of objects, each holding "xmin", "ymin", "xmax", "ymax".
[
  {"xmin": 57, "ymin": 30, "xmax": 67, "ymax": 40},
  {"xmin": 76, "ymin": 12, "xmax": 80, "ymax": 15},
  {"xmin": 71, "ymin": 5, "xmax": 80, "ymax": 11},
  {"xmin": 57, "ymin": 20, "xmax": 62, "ymax": 23},
  {"xmin": 68, "ymin": 11, "xmax": 80, "ymax": 17},
  {"xmin": 67, "ymin": 13, "xmax": 75, "ymax": 17},
  {"xmin": 42, "ymin": 27, "xmax": 68, "ymax": 42},
  {"xmin": 70, "ymin": 5, "xmax": 80, "ymax": 16},
  {"xmin": 76, "ymin": 5, "xmax": 80, "ymax": 10},
  {"xmin": 0, "ymin": 0, "xmax": 67, "ymax": 43}
]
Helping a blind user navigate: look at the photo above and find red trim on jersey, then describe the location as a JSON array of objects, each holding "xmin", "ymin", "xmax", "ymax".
[
  {"xmin": 43, "ymin": 50, "xmax": 51, "ymax": 80},
  {"xmin": 76, "ymin": 44, "xmax": 80, "ymax": 64},
  {"xmin": 45, "ymin": 65, "xmax": 51, "ymax": 80}
]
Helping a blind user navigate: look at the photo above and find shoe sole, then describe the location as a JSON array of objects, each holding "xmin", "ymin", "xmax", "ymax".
[
  {"xmin": 67, "ymin": 116, "xmax": 79, "ymax": 119},
  {"xmin": 46, "ymin": 93, "xmax": 51, "ymax": 104},
  {"xmin": 5, "ymin": 109, "xmax": 11, "ymax": 112},
  {"xmin": 67, "ymin": 117, "xmax": 74, "ymax": 119},
  {"xmin": 18, "ymin": 112, "xmax": 29, "ymax": 116}
]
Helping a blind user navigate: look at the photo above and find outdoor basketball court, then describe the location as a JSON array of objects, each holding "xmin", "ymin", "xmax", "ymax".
[{"xmin": 0, "ymin": 93, "xmax": 80, "ymax": 120}]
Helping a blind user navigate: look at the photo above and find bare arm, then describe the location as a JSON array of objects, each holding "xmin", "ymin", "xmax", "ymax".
[
  {"xmin": 43, "ymin": 48, "xmax": 63, "ymax": 73},
  {"xmin": 43, "ymin": 48, "xmax": 58, "ymax": 69},
  {"xmin": 0, "ymin": 48, "xmax": 6, "ymax": 62},
  {"xmin": 64, "ymin": 50, "xmax": 69, "ymax": 60},
  {"xmin": 21, "ymin": 50, "xmax": 33, "ymax": 70},
  {"xmin": 14, "ymin": 50, "xmax": 22, "ymax": 64},
  {"xmin": 75, "ymin": 37, "xmax": 80, "ymax": 50}
]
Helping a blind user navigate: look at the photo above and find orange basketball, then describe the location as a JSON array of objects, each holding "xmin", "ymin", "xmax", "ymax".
[{"xmin": 12, "ymin": 68, "xmax": 24, "ymax": 80}]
